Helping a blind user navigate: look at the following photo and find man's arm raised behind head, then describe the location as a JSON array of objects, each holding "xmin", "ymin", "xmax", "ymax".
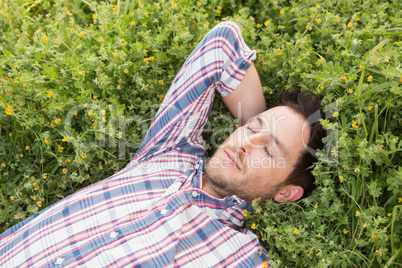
[{"xmin": 222, "ymin": 63, "xmax": 266, "ymax": 125}]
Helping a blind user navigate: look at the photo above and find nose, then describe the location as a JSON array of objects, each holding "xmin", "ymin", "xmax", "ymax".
[{"xmin": 235, "ymin": 129, "xmax": 264, "ymax": 154}]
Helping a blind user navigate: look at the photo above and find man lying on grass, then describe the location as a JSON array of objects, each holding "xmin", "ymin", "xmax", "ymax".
[{"xmin": 0, "ymin": 21, "xmax": 324, "ymax": 267}]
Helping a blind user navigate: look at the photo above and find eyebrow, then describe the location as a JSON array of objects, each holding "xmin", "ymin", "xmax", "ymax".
[{"xmin": 255, "ymin": 116, "xmax": 287, "ymax": 157}]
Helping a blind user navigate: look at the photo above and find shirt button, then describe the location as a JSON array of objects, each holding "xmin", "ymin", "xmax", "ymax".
[
  {"xmin": 109, "ymin": 231, "xmax": 117, "ymax": 238},
  {"xmin": 161, "ymin": 209, "xmax": 168, "ymax": 215},
  {"xmin": 55, "ymin": 258, "xmax": 64, "ymax": 265},
  {"xmin": 192, "ymin": 191, "xmax": 198, "ymax": 198}
]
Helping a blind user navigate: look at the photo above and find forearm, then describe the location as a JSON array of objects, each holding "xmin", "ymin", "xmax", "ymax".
[{"xmin": 222, "ymin": 64, "xmax": 266, "ymax": 125}]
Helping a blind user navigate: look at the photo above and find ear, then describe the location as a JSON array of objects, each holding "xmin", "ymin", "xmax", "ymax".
[{"xmin": 273, "ymin": 185, "xmax": 304, "ymax": 203}]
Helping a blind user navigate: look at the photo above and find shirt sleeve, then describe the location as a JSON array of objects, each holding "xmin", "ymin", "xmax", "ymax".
[{"xmin": 130, "ymin": 21, "xmax": 256, "ymax": 164}]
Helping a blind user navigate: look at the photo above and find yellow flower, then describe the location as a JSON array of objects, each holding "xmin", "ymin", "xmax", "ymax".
[
  {"xmin": 355, "ymin": 17, "xmax": 360, "ymax": 22},
  {"xmin": 38, "ymin": 201, "xmax": 42, "ymax": 207},
  {"xmin": 250, "ymin": 223, "xmax": 256, "ymax": 229},
  {"xmin": 317, "ymin": 234, "xmax": 322, "ymax": 238},
  {"xmin": 10, "ymin": 196, "xmax": 14, "ymax": 200},
  {"xmin": 88, "ymin": 110, "xmax": 94, "ymax": 116},
  {"xmin": 355, "ymin": 210, "xmax": 360, "ymax": 215},
  {"xmin": 114, "ymin": 53, "xmax": 119, "ymax": 58},
  {"xmin": 81, "ymin": 154, "xmax": 87, "ymax": 159},
  {"xmin": 19, "ymin": 154, "xmax": 23, "ymax": 157},
  {"xmin": 74, "ymin": 111, "xmax": 78, "ymax": 116},
  {"xmin": 344, "ymin": 229, "xmax": 349, "ymax": 234},
  {"xmin": 99, "ymin": 165, "xmax": 104, "ymax": 170},
  {"xmin": 294, "ymin": 228, "xmax": 300, "ymax": 234},
  {"xmin": 243, "ymin": 209, "xmax": 248, "ymax": 217},
  {"xmin": 332, "ymin": 111, "xmax": 338, "ymax": 117},
  {"xmin": 43, "ymin": 35, "xmax": 47, "ymax": 42},
  {"xmin": 316, "ymin": 4, "xmax": 320, "ymax": 8},
  {"xmin": 339, "ymin": 176, "xmax": 344, "ymax": 180},
  {"xmin": 205, "ymin": 14, "xmax": 208, "ymax": 17},
  {"xmin": 256, "ymin": 24, "xmax": 260, "ymax": 28},
  {"xmin": 398, "ymin": 198, "xmax": 402, "ymax": 203},
  {"xmin": 124, "ymin": 70, "xmax": 128, "ymax": 74},
  {"xmin": 131, "ymin": 21, "xmax": 136, "ymax": 25},
  {"xmin": 278, "ymin": 51, "xmax": 283, "ymax": 56},
  {"xmin": 55, "ymin": 118, "xmax": 61, "ymax": 124},
  {"xmin": 348, "ymin": 88, "xmax": 353, "ymax": 93},
  {"xmin": 1, "ymin": 163, "xmax": 6, "ymax": 167},
  {"xmin": 197, "ymin": 1, "xmax": 201, "ymax": 6},
  {"xmin": 26, "ymin": 146, "xmax": 30, "ymax": 150},
  {"xmin": 79, "ymin": 32, "xmax": 84, "ymax": 37},
  {"xmin": 264, "ymin": 20, "xmax": 270, "ymax": 26},
  {"xmin": 317, "ymin": 58, "xmax": 323, "ymax": 62},
  {"xmin": 368, "ymin": 106, "xmax": 373, "ymax": 111},
  {"xmin": 217, "ymin": 10, "xmax": 221, "ymax": 14},
  {"xmin": 347, "ymin": 22, "xmax": 352, "ymax": 27},
  {"xmin": 5, "ymin": 105, "xmax": 12, "ymax": 115},
  {"xmin": 35, "ymin": 185, "xmax": 40, "ymax": 191},
  {"xmin": 92, "ymin": 13, "xmax": 97, "ymax": 19},
  {"xmin": 43, "ymin": 174, "xmax": 48, "ymax": 179},
  {"xmin": 367, "ymin": 75, "xmax": 373, "ymax": 82},
  {"xmin": 280, "ymin": 10, "xmax": 284, "ymax": 15},
  {"xmin": 50, "ymin": 122, "xmax": 55, "ymax": 128},
  {"xmin": 63, "ymin": 169, "xmax": 67, "ymax": 174},
  {"xmin": 44, "ymin": 138, "xmax": 49, "ymax": 144}
]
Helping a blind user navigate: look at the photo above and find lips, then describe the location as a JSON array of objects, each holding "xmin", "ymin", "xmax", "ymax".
[{"xmin": 224, "ymin": 149, "xmax": 241, "ymax": 170}]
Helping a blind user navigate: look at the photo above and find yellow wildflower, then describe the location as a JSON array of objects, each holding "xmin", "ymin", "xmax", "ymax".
[
  {"xmin": 368, "ymin": 106, "xmax": 373, "ymax": 111},
  {"xmin": 124, "ymin": 70, "xmax": 128, "ymax": 74},
  {"xmin": 348, "ymin": 88, "xmax": 353, "ymax": 93},
  {"xmin": 114, "ymin": 53, "xmax": 119, "ymax": 58},
  {"xmin": 79, "ymin": 32, "xmax": 84, "ymax": 37},
  {"xmin": 243, "ymin": 210, "xmax": 248, "ymax": 217},
  {"xmin": 317, "ymin": 234, "xmax": 322, "ymax": 238},
  {"xmin": 256, "ymin": 24, "xmax": 260, "ymax": 28},
  {"xmin": 280, "ymin": 10, "xmax": 284, "ymax": 15},
  {"xmin": 44, "ymin": 139, "xmax": 49, "ymax": 144},
  {"xmin": 26, "ymin": 146, "xmax": 30, "ymax": 150},
  {"xmin": 251, "ymin": 223, "xmax": 256, "ymax": 229},
  {"xmin": 35, "ymin": 185, "xmax": 40, "ymax": 191},
  {"xmin": 38, "ymin": 201, "xmax": 42, "ymax": 207},
  {"xmin": 264, "ymin": 20, "xmax": 270, "ymax": 26},
  {"xmin": 217, "ymin": 10, "xmax": 221, "ymax": 14},
  {"xmin": 1, "ymin": 163, "xmax": 6, "ymax": 167},
  {"xmin": 332, "ymin": 111, "xmax": 338, "ymax": 117},
  {"xmin": 43, "ymin": 35, "xmax": 47, "ymax": 42},
  {"xmin": 63, "ymin": 169, "xmax": 67, "ymax": 174},
  {"xmin": 43, "ymin": 174, "xmax": 48, "ymax": 179},
  {"xmin": 10, "ymin": 196, "xmax": 14, "ymax": 200},
  {"xmin": 355, "ymin": 210, "xmax": 360, "ymax": 215},
  {"xmin": 387, "ymin": 213, "xmax": 391, "ymax": 217},
  {"xmin": 294, "ymin": 228, "xmax": 300, "ymax": 234},
  {"xmin": 344, "ymin": 229, "xmax": 349, "ymax": 234},
  {"xmin": 197, "ymin": 1, "xmax": 201, "ymax": 6},
  {"xmin": 347, "ymin": 22, "xmax": 352, "ymax": 27},
  {"xmin": 278, "ymin": 51, "xmax": 283, "ymax": 56},
  {"xmin": 20, "ymin": 154, "xmax": 24, "ymax": 157},
  {"xmin": 88, "ymin": 110, "xmax": 93, "ymax": 116},
  {"xmin": 367, "ymin": 75, "xmax": 373, "ymax": 82},
  {"xmin": 5, "ymin": 105, "xmax": 12, "ymax": 115},
  {"xmin": 81, "ymin": 154, "xmax": 87, "ymax": 159}
]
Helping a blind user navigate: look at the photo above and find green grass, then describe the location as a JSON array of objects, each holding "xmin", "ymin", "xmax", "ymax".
[{"xmin": 0, "ymin": 0, "xmax": 401, "ymax": 266}]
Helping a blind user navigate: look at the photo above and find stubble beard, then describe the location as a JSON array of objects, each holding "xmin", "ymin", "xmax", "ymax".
[{"xmin": 204, "ymin": 152, "xmax": 282, "ymax": 204}]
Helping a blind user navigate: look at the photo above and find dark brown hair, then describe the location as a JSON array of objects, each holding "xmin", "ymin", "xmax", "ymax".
[{"xmin": 271, "ymin": 87, "xmax": 325, "ymax": 198}]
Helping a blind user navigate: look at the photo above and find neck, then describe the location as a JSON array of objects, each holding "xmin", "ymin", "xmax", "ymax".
[{"xmin": 201, "ymin": 174, "xmax": 225, "ymax": 199}]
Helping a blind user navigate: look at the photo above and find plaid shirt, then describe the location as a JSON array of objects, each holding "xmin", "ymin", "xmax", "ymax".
[{"xmin": 0, "ymin": 22, "xmax": 271, "ymax": 268}]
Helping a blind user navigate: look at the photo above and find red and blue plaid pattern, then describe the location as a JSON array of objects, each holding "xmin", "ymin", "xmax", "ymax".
[{"xmin": 0, "ymin": 21, "xmax": 270, "ymax": 268}]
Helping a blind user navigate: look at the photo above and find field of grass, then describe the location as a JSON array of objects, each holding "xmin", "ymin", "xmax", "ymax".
[{"xmin": 0, "ymin": 0, "xmax": 401, "ymax": 266}]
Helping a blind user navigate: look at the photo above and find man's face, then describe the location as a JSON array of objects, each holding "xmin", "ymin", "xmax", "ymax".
[{"xmin": 203, "ymin": 106, "xmax": 311, "ymax": 204}]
